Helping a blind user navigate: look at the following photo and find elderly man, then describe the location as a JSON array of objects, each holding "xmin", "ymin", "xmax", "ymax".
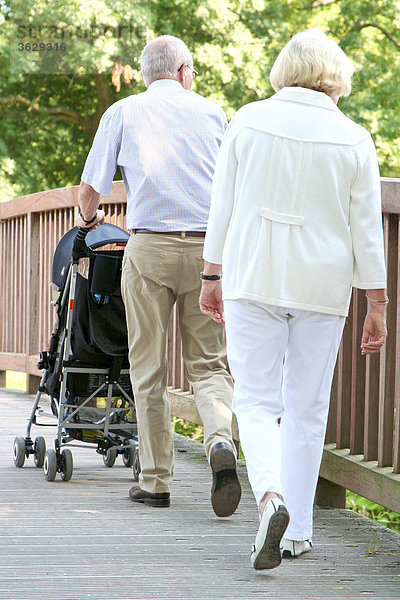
[{"xmin": 77, "ymin": 35, "xmax": 240, "ymax": 517}]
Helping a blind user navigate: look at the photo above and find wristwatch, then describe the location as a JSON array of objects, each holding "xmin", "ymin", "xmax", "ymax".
[
  {"xmin": 78, "ymin": 209, "xmax": 98, "ymax": 225},
  {"xmin": 201, "ymin": 273, "xmax": 222, "ymax": 281}
]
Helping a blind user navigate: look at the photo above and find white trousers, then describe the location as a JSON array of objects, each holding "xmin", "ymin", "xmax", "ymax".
[{"xmin": 224, "ymin": 300, "xmax": 345, "ymax": 541}]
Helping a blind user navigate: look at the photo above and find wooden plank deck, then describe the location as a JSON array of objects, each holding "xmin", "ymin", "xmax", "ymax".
[{"xmin": 0, "ymin": 389, "xmax": 399, "ymax": 600}]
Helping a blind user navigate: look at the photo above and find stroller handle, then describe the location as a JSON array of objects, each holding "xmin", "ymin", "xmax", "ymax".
[{"xmin": 72, "ymin": 227, "xmax": 90, "ymax": 263}]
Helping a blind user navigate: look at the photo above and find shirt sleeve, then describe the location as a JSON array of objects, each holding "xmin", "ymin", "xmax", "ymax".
[
  {"xmin": 81, "ymin": 102, "xmax": 123, "ymax": 196},
  {"xmin": 350, "ymin": 134, "xmax": 387, "ymax": 289},
  {"xmin": 203, "ymin": 116, "xmax": 240, "ymax": 264},
  {"xmin": 220, "ymin": 109, "xmax": 228, "ymax": 134}
]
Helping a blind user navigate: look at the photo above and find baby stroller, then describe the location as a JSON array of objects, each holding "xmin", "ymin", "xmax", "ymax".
[{"xmin": 13, "ymin": 224, "xmax": 140, "ymax": 482}]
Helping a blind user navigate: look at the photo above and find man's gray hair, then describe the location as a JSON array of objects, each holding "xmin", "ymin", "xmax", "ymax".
[{"xmin": 141, "ymin": 35, "xmax": 193, "ymax": 87}]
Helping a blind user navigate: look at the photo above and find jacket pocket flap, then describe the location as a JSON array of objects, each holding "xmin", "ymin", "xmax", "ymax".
[{"xmin": 260, "ymin": 207, "xmax": 304, "ymax": 227}]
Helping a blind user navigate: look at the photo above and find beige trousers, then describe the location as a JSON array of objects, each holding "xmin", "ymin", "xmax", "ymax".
[{"xmin": 121, "ymin": 233, "xmax": 234, "ymax": 493}]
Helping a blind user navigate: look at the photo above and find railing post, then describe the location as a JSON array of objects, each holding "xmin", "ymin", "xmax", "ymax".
[
  {"xmin": 315, "ymin": 476, "xmax": 346, "ymax": 508},
  {"xmin": 378, "ymin": 214, "xmax": 397, "ymax": 467},
  {"xmin": 336, "ymin": 301, "xmax": 353, "ymax": 449},
  {"xmin": 350, "ymin": 290, "xmax": 366, "ymax": 455},
  {"xmin": 25, "ymin": 212, "xmax": 41, "ymax": 394},
  {"xmin": 393, "ymin": 215, "xmax": 400, "ymax": 474}
]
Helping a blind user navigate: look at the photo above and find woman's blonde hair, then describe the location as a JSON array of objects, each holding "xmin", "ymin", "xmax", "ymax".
[{"xmin": 269, "ymin": 29, "xmax": 354, "ymax": 98}]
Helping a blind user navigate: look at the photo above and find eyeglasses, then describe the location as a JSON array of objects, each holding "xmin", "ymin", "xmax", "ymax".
[{"xmin": 177, "ymin": 63, "xmax": 198, "ymax": 79}]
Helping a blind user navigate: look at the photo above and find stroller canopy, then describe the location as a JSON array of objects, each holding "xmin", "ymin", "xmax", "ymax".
[{"xmin": 52, "ymin": 224, "xmax": 129, "ymax": 290}]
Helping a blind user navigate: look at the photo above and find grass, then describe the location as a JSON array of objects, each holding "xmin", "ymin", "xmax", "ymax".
[
  {"xmin": 171, "ymin": 416, "xmax": 204, "ymax": 443},
  {"xmin": 346, "ymin": 490, "xmax": 400, "ymax": 534},
  {"xmin": 5, "ymin": 371, "xmax": 26, "ymax": 392},
  {"xmin": 4, "ymin": 371, "xmax": 400, "ymax": 533}
]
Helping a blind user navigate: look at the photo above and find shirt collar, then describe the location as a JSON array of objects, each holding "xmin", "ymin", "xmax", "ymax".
[
  {"xmin": 146, "ymin": 79, "xmax": 184, "ymax": 92},
  {"xmin": 271, "ymin": 86, "xmax": 340, "ymax": 112}
]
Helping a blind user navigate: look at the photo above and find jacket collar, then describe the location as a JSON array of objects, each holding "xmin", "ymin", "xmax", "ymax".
[{"xmin": 271, "ymin": 86, "xmax": 340, "ymax": 112}]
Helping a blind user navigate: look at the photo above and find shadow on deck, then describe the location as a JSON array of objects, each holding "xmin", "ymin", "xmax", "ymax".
[{"xmin": 0, "ymin": 389, "xmax": 399, "ymax": 600}]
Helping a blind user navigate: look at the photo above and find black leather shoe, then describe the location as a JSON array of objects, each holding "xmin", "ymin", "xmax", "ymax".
[
  {"xmin": 129, "ymin": 486, "xmax": 170, "ymax": 507},
  {"xmin": 210, "ymin": 441, "xmax": 241, "ymax": 517}
]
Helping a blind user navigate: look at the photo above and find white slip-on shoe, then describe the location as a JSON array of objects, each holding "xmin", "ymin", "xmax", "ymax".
[
  {"xmin": 280, "ymin": 538, "xmax": 313, "ymax": 558},
  {"xmin": 251, "ymin": 498, "xmax": 290, "ymax": 570}
]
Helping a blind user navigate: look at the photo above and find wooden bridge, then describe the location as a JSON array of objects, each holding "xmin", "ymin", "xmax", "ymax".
[
  {"xmin": 1, "ymin": 387, "xmax": 399, "ymax": 600},
  {"xmin": 0, "ymin": 180, "xmax": 400, "ymax": 598}
]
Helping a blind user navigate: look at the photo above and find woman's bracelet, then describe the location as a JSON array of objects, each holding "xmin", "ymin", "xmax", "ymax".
[{"xmin": 365, "ymin": 293, "xmax": 389, "ymax": 305}]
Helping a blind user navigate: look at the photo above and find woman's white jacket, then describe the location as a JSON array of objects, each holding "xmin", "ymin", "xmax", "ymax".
[{"xmin": 203, "ymin": 87, "xmax": 387, "ymax": 316}]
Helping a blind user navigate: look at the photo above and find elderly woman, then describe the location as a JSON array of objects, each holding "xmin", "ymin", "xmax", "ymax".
[{"xmin": 200, "ymin": 29, "xmax": 387, "ymax": 571}]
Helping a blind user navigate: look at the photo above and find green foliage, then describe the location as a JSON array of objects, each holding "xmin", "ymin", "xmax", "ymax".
[
  {"xmin": 5, "ymin": 371, "xmax": 27, "ymax": 391},
  {"xmin": 0, "ymin": 0, "xmax": 399, "ymax": 199},
  {"xmin": 171, "ymin": 416, "xmax": 204, "ymax": 443},
  {"xmin": 347, "ymin": 490, "xmax": 400, "ymax": 533}
]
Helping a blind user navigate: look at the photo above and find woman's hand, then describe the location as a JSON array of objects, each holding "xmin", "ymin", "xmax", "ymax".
[
  {"xmin": 361, "ymin": 304, "xmax": 387, "ymax": 355},
  {"xmin": 199, "ymin": 281, "xmax": 225, "ymax": 324}
]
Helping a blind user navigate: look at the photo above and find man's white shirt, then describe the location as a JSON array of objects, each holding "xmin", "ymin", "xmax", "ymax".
[{"xmin": 82, "ymin": 79, "xmax": 227, "ymax": 231}]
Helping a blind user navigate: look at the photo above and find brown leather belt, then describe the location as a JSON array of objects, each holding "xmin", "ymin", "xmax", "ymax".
[{"xmin": 132, "ymin": 229, "xmax": 206, "ymax": 238}]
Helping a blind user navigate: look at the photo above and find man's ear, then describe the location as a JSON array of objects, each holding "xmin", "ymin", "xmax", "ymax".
[
  {"xmin": 178, "ymin": 66, "xmax": 192, "ymax": 90},
  {"xmin": 177, "ymin": 67, "xmax": 185, "ymax": 87}
]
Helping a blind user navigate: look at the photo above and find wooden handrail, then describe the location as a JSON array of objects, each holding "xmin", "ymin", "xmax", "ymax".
[
  {"xmin": 1, "ymin": 178, "xmax": 399, "ymax": 220},
  {"xmin": 0, "ymin": 182, "xmax": 126, "ymax": 219},
  {"xmin": 1, "ymin": 179, "xmax": 399, "ymax": 511}
]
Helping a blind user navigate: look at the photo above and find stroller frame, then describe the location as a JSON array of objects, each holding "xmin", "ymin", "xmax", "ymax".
[{"xmin": 13, "ymin": 227, "xmax": 140, "ymax": 482}]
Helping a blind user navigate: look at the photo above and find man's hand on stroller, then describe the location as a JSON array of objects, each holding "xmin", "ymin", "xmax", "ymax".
[
  {"xmin": 76, "ymin": 208, "xmax": 106, "ymax": 230},
  {"xmin": 77, "ymin": 181, "xmax": 105, "ymax": 230}
]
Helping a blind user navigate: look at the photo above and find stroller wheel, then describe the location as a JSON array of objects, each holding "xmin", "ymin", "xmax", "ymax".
[
  {"xmin": 103, "ymin": 447, "xmax": 117, "ymax": 468},
  {"xmin": 44, "ymin": 449, "xmax": 57, "ymax": 481},
  {"xmin": 122, "ymin": 439, "xmax": 136, "ymax": 468},
  {"xmin": 132, "ymin": 448, "xmax": 141, "ymax": 482},
  {"xmin": 13, "ymin": 436, "xmax": 26, "ymax": 468},
  {"xmin": 34, "ymin": 437, "xmax": 46, "ymax": 468},
  {"xmin": 61, "ymin": 449, "xmax": 73, "ymax": 481}
]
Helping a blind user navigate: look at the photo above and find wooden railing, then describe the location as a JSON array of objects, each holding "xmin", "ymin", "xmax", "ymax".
[{"xmin": 1, "ymin": 179, "xmax": 399, "ymax": 511}]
